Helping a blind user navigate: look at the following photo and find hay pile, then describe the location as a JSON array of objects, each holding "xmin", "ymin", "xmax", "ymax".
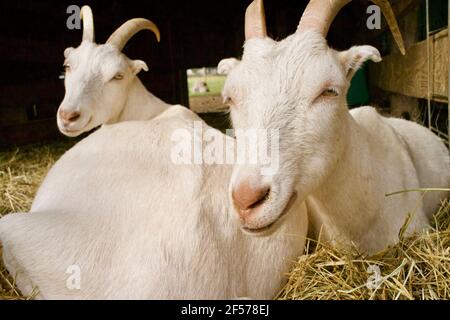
[
  {"xmin": 278, "ymin": 199, "xmax": 450, "ymax": 300},
  {"xmin": 0, "ymin": 141, "xmax": 449, "ymax": 300}
]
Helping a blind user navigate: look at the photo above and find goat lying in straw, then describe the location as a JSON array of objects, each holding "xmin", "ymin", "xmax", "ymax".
[
  {"xmin": 0, "ymin": 6, "xmax": 307, "ymax": 299},
  {"xmin": 0, "ymin": 1, "xmax": 448, "ymax": 299},
  {"xmin": 57, "ymin": 6, "xmax": 170, "ymax": 137},
  {"xmin": 220, "ymin": 0, "xmax": 450, "ymax": 254}
]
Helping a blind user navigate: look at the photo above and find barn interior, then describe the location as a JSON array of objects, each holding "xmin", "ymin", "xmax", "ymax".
[
  {"xmin": 0, "ymin": 0, "xmax": 450, "ymax": 300},
  {"xmin": 1, "ymin": 0, "xmax": 448, "ymax": 148}
]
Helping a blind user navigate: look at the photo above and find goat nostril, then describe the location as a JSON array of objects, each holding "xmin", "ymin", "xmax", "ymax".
[
  {"xmin": 68, "ymin": 112, "xmax": 81, "ymax": 122},
  {"xmin": 232, "ymin": 185, "xmax": 270, "ymax": 212},
  {"xmin": 60, "ymin": 110, "xmax": 81, "ymax": 124},
  {"xmin": 249, "ymin": 188, "xmax": 270, "ymax": 209}
]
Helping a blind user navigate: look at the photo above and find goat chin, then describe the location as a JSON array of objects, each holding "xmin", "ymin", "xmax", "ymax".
[{"xmin": 0, "ymin": 106, "xmax": 308, "ymax": 300}]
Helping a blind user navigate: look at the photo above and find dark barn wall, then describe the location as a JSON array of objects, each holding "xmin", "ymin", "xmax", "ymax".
[{"xmin": 0, "ymin": 0, "xmax": 370, "ymax": 148}]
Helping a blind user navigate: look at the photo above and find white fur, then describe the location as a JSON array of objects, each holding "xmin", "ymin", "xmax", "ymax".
[
  {"xmin": 0, "ymin": 106, "xmax": 308, "ymax": 299},
  {"xmin": 58, "ymin": 41, "xmax": 170, "ymax": 137},
  {"xmin": 218, "ymin": 58, "xmax": 241, "ymax": 75},
  {"xmin": 384, "ymin": 117, "xmax": 450, "ymax": 217},
  {"xmin": 221, "ymin": 30, "xmax": 450, "ymax": 254},
  {"xmin": 0, "ymin": 27, "xmax": 307, "ymax": 300}
]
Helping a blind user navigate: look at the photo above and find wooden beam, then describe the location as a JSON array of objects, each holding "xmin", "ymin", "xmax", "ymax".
[{"xmin": 370, "ymin": 29, "xmax": 448, "ymax": 103}]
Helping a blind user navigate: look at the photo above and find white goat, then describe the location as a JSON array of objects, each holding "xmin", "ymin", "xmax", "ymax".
[
  {"xmin": 0, "ymin": 6, "xmax": 308, "ymax": 299},
  {"xmin": 220, "ymin": 0, "xmax": 450, "ymax": 254},
  {"xmin": 0, "ymin": 107, "xmax": 307, "ymax": 299},
  {"xmin": 57, "ymin": 6, "xmax": 170, "ymax": 137}
]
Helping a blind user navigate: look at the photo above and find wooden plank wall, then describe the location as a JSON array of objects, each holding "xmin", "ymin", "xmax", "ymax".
[
  {"xmin": 368, "ymin": 0, "xmax": 449, "ymax": 147},
  {"xmin": 370, "ymin": 29, "xmax": 448, "ymax": 103}
]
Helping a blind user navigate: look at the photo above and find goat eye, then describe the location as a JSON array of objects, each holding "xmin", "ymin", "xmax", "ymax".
[
  {"xmin": 223, "ymin": 96, "xmax": 233, "ymax": 106},
  {"xmin": 113, "ymin": 73, "xmax": 124, "ymax": 81},
  {"xmin": 63, "ymin": 64, "xmax": 70, "ymax": 73},
  {"xmin": 322, "ymin": 88, "xmax": 339, "ymax": 97}
]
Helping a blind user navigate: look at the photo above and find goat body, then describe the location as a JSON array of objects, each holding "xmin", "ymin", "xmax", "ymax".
[
  {"xmin": 305, "ymin": 107, "xmax": 449, "ymax": 253},
  {"xmin": 0, "ymin": 106, "xmax": 307, "ymax": 299},
  {"xmin": 223, "ymin": 0, "xmax": 450, "ymax": 254}
]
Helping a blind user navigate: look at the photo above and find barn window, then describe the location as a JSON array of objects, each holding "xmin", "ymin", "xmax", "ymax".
[
  {"xmin": 186, "ymin": 67, "xmax": 226, "ymax": 113},
  {"xmin": 186, "ymin": 67, "xmax": 230, "ymax": 132}
]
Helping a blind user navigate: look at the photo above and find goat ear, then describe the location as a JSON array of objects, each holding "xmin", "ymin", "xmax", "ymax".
[
  {"xmin": 64, "ymin": 47, "xmax": 74, "ymax": 58},
  {"xmin": 218, "ymin": 58, "xmax": 240, "ymax": 75},
  {"xmin": 338, "ymin": 46, "xmax": 381, "ymax": 80},
  {"xmin": 131, "ymin": 60, "xmax": 149, "ymax": 75}
]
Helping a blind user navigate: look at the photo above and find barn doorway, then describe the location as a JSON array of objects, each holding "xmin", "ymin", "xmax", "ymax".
[
  {"xmin": 186, "ymin": 67, "xmax": 230, "ymax": 132},
  {"xmin": 186, "ymin": 67, "xmax": 227, "ymax": 114}
]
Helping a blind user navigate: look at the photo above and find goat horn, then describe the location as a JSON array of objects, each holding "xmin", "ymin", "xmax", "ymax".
[
  {"xmin": 297, "ymin": 0, "xmax": 406, "ymax": 55},
  {"xmin": 297, "ymin": 0, "xmax": 351, "ymax": 36},
  {"xmin": 107, "ymin": 18, "xmax": 160, "ymax": 51},
  {"xmin": 245, "ymin": 0, "xmax": 267, "ymax": 40},
  {"xmin": 371, "ymin": 0, "xmax": 405, "ymax": 55},
  {"xmin": 80, "ymin": 5, "xmax": 95, "ymax": 43}
]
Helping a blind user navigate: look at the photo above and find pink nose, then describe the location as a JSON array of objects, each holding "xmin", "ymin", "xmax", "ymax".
[
  {"xmin": 59, "ymin": 110, "xmax": 81, "ymax": 125},
  {"xmin": 232, "ymin": 182, "xmax": 270, "ymax": 219}
]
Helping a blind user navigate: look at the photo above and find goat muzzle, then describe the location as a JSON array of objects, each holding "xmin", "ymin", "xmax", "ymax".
[{"xmin": 59, "ymin": 110, "xmax": 81, "ymax": 125}]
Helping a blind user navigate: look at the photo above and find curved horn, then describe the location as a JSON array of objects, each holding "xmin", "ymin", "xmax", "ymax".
[
  {"xmin": 245, "ymin": 0, "xmax": 267, "ymax": 40},
  {"xmin": 372, "ymin": 0, "xmax": 405, "ymax": 55},
  {"xmin": 80, "ymin": 5, "xmax": 95, "ymax": 42},
  {"xmin": 297, "ymin": 0, "xmax": 406, "ymax": 55},
  {"xmin": 107, "ymin": 18, "xmax": 160, "ymax": 51},
  {"xmin": 297, "ymin": 0, "xmax": 351, "ymax": 36}
]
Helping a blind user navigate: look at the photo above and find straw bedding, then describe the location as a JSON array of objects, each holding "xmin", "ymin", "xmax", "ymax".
[{"xmin": 0, "ymin": 141, "xmax": 449, "ymax": 300}]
